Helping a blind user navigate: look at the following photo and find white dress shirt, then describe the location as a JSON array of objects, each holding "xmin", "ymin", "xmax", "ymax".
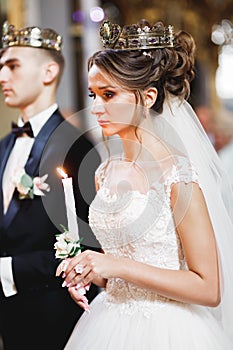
[{"xmin": 0, "ymin": 103, "xmax": 58, "ymax": 297}]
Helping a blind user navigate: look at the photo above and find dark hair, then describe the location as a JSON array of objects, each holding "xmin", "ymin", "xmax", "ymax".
[
  {"xmin": 0, "ymin": 46, "xmax": 65, "ymax": 86},
  {"xmin": 41, "ymin": 48, "xmax": 65, "ymax": 86},
  {"xmin": 88, "ymin": 22, "xmax": 195, "ymax": 114}
]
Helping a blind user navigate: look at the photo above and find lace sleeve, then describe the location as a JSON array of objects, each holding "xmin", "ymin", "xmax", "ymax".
[{"xmin": 165, "ymin": 156, "xmax": 199, "ymax": 198}]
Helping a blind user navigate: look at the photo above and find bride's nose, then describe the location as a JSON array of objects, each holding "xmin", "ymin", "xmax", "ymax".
[{"xmin": 91, "ymin": 100, "xmax": 105, "ymax": 116}]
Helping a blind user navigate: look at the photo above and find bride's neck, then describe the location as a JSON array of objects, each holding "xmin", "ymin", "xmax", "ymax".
[{"xmin": 122, "ymin": 128, "xmax": 160, "ymax": 162}]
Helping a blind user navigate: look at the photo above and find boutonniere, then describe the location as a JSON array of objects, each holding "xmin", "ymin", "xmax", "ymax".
[{"xmin": 12, "ymin": 167, "xmax": 50, "ymax": 199}]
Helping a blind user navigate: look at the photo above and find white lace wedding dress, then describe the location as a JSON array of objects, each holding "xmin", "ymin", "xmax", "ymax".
[{"xmin": 65, "ymin": 155, "xmax": 232, "ymax": 349}]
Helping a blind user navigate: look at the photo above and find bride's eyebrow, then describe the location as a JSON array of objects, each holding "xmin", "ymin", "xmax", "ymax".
[
  {"xmin": 99, "ymin": 85, "xmax": 117, "ymax": 90},
  {"xmin": 88, "ymin": 84, "xmax": 118, "ymax": 91}
]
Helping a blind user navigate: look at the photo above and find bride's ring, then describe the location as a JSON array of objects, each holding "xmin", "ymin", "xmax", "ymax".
[{"xmin": 74, "ymin": 264, "xmax": 84, "ymax": 274}]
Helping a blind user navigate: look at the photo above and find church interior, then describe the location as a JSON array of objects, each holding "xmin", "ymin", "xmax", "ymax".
[{"xmin": 0, "ymin": 1, "xmax": 233, "ymax": 349}]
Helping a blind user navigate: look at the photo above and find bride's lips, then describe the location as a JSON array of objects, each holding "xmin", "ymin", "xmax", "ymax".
[
  {"xmin": 2, "ymin": 88, "xmax": 13, "ymax": 96},
  {"xmin": 98, "ymin": 120, "xmax": 110, "ymax": 127}
]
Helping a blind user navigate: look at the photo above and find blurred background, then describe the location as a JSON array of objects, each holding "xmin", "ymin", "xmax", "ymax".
[{"xmin": 0, "ymin": 0, "xmax": 233, "ymax": 166}]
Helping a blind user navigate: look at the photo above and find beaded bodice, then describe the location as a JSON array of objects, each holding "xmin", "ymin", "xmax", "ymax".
[{"xmin": 89, "ymin": 155, "xmax": 198, "ymax": 312}]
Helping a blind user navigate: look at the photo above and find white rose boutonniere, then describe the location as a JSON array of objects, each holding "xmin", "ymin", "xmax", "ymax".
[{"xmin": 12, "ymin": 167, "xmax": 50, "ymax": 199}]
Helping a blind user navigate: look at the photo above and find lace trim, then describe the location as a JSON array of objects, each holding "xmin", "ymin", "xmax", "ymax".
[
  {"xmin": 165, "ymin": 159, "xmax": 199, "ymax": 199},
  {"xmin": 89, "ymin": 155, "xmax": 197, "ymax": 311},
  {"xmin": 98, "ymin": 289, "xmax": 185, "ymax": 318}
]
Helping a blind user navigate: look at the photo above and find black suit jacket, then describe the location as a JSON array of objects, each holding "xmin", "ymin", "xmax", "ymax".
[{"xmin": 0, "ymin": 109, "xmax": 101, "ymax": 350}]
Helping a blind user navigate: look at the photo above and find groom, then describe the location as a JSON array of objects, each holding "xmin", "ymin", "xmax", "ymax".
[{"xmin": 0, "ymin": 22, "xmax": 100, "ymax": 349}]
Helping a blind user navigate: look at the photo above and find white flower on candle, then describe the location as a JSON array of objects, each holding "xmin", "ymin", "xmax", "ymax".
[
  {"xmin": 54, "ymin": 225, "xmax": 83, "ymax": 259},
  {"xmin": 55, "ymin": 169, "xmax": 88, "ymax": 309},
  {"xmin": 56, "ymin": 167, "xmax": 81, "ymax": 259}
]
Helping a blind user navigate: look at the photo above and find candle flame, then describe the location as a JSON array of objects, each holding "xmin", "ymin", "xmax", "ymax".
[{"xmin": 56, "ymin": 167, "xmax": 68, "ymax": 179}]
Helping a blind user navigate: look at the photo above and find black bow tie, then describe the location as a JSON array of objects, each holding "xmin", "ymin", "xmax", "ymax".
[{"xmin": 11, "ymin": 121, "xmax": 34, "ymax": 138}]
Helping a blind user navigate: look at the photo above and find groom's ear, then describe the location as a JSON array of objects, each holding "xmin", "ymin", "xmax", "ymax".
[{"xmin": 42, "ymin": 61, "xmax": 60, "ymax": 85}]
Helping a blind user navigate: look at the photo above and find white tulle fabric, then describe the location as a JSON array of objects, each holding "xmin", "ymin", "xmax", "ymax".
[
  {"xmin": 154, "ymin": 96, "xmax": 233, "ymax": 342},
  {"xmin": 65, "ymin": 97, "xmax": 233, "ymax": 349}
]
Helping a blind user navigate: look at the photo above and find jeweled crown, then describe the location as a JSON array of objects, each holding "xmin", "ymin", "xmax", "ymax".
[
  {"xmin": 100, "ymin": 20, "xmax": 174, "ymax": 50},
  {"xmin": 1, "ymin": 21, "xmax": 62, "ymax": 51}
]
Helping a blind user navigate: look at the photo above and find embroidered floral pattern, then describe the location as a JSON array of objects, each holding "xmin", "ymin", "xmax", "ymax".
[{"xmin": 89, "ymin": 155, "xmax": 199, "ymax": 316}]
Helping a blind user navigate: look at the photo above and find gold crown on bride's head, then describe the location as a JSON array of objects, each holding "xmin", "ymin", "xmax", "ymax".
[
  {"xmin": 99, "ymin": 19, "xmax": 174, "ymax": 50},
  {"xmin": 1, "ymin": 21, "xmax": 62, "ymax": 51}
]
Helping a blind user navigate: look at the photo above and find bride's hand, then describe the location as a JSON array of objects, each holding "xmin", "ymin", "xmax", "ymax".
[
  {"xmin": 56, "ymin": 259, "xmax": 69, "ymax": 277},
  {"xmin": 68, "ymin": 285, "xmax": 90, "ymax": 312},
  {"xmin": 62, "ymin": 250, "xmax": 119, "ymax": 288}
]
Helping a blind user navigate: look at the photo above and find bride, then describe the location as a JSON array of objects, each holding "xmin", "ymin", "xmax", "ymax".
[{"xmin": 58, "ymin": 20, "xmax": 233, "ymax": 349}]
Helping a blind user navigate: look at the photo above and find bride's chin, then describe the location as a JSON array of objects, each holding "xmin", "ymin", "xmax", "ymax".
[{"xmin": 102, "ymin": 129, "xmax": 116, "ymax": 137}]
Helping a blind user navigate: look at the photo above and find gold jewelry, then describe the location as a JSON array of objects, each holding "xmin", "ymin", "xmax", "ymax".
[
  {"xmin": 99, "ymin": 20, "xmax": 174, "ymax": 50},
  {"xmin": 2, "ymin": 21, "xmax": 62, "ymax": 51}
]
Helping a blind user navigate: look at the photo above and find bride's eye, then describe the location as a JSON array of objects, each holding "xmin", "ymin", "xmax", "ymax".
[
  {"xmin": 104, "ymin": 91, "xmax": 115, "ymax": 99},
  {"xmin": 88, "ymin": 92, "xmax": 96, "ymax": 99}
]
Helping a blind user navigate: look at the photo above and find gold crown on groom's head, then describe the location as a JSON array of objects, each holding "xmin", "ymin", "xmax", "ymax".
[
  {"xmin": 1, "ymin": 21, "xmax": 62, "ymax": 51},
  {"xmin": 99, "ymin": 20, "xmax": 174, "ymax": 50}
]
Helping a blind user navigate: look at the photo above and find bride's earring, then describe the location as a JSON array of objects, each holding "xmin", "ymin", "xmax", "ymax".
[{"xmin": 144, "ymin": 104, "xmax": 150, "ymax": 119}]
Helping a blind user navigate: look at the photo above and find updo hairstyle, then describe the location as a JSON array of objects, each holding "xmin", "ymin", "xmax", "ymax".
[{"xmin": 88, "ymin": 20, "xmax": 196, "ymax": 114}]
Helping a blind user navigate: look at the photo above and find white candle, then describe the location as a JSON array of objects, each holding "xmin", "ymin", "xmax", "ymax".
[{"xmin": 57, "ymin": 167, "xmax": 79, "ymax": 241}]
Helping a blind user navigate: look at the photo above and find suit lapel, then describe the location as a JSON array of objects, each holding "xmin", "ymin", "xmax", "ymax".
[
  {"xmin": 0, "ymin": 134, "xmax": 16, "ymax": 224},
  {"xmin": 25, "ymin": 112, "xmax": 63, "ymax": 176},
  {"xmin": 2, "ymin": 111, "xmax": 64, "ymax": 229},
  {"xmin": 0, "ymin": 134, "xmax": 16, "ymax": 185}
]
